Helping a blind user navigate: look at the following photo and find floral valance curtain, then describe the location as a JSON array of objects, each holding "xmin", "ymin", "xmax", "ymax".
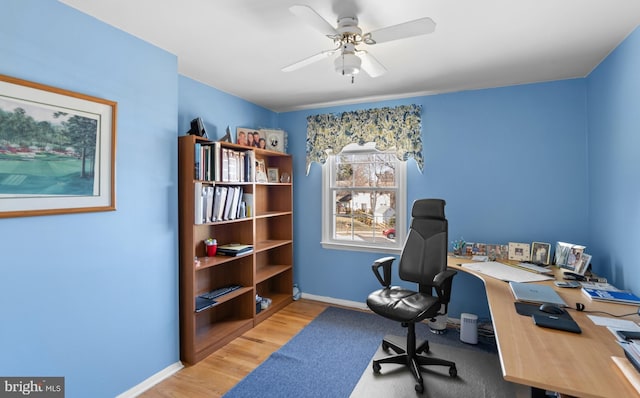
[{"xmin": 305, "ymin": 104, "xmax": 423, "ymax": 174}]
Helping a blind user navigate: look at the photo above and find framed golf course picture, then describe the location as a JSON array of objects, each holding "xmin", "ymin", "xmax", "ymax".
[{"xmin": 0, "ymin": 74, "xmax": 116, "ymax": 218}]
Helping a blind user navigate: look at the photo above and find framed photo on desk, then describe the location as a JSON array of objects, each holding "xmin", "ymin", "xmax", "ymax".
[
  {"xmin": 531, "ymin": 242, "xmax": 551, "ymax": 264},
  {"xmin": 508, "ymin": 242, "xmax": 530, "ymax": 261}
]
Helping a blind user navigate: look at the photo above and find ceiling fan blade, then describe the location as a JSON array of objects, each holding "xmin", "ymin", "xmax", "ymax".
[
  {"xmin": 289, "ymin": 5, "xmax": 337, "ymax": 37},
  {"xmin": 282, "ymin": 49, "xmax": 339, "ymax": 72},
  {"xmin": 357, "ymin": 51, "xmax": 387, "ymax": 78},
  {"xmin": 366, "ymin": 17, "xmax": 436, "ymax": 44}
]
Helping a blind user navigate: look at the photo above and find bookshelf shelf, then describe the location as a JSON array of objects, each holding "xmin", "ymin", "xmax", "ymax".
[
  {"xmin": 256, "ymin": 264, "xmax": 291, "ymax": 284},
  {"xmin": 255, "ymin": 239, "xmax": 292, "ymax": 252},
  {"xmin": 178, "ymin": 134, "xmax": 293, "ymax": 365}
]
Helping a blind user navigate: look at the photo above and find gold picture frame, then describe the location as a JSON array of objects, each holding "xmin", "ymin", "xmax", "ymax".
[{"xmin": 0, "ymin": 74, "xmax": 116, "ymax": 218}]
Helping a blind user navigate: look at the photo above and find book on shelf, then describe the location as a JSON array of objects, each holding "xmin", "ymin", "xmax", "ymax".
[
  {"xmin": 228, "ymin": 186, "xmax": 242, "ymax": 220},
  {"xmin": 194, "ymin": 141, "xmax": 256, "ymax": 183},
  {"xmin": 205, "ymin": 185, "xmax": 214, "ymax": 222},
  {"xmin": 222, "ymin": 187, "xmax": 235, "ymax": 220},
  {"xmin": 212, "ymin": 186, "xmax": 223, "ymax": 222},
  {"xmin": 195, "ymin": 296, "xmax": 217, "ymax": 312},
  {"xmin": 237, "ymin": 201, "xmax": 246, "ymax": 219},
  {"xmin": 242, "ymin": 193, "xmax": 253, "ymax": 217},
  {"xmin": 582, "ymin": 287, "xmax": 640, "ymax": 305},
  {"xmin": 194, "ymin": 143, "xmax": 202, "ymax": 180},
  {"xmin": 217, "ymin": 243, "xmax": 253, "ymax": 256},
  {"xmin": 194, "ymin": 182, "xmax": 204, "ymax": 224},
  {"xmin": 227, "ymin": 150, "xmax": 237, "ymax": 182},
  {"xmin": 245, "ymin": 151, "xmax": 255, "ymax": 182}
]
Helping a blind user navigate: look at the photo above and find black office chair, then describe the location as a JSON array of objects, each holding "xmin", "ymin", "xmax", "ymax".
[{"xmin": 366, "ymin": 199, "xmax": 457, "ymax": 393}]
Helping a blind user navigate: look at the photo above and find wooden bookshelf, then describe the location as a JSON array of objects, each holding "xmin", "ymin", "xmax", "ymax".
[{"xmin": 178, "ymin": 135, "xmax": 293, "ymax": 365}]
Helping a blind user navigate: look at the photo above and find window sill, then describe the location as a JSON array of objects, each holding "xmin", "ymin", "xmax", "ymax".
[{"xmin": 321, "ymin": 240, "xmax": 402, "ymax": 255}]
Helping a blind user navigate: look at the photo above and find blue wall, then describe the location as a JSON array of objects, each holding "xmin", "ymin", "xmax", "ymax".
[
  {"xmin": 279, "ymin": 80, "xmax": 589, "ymax": 318},
  {"xmin": 178, "ymin": 76, "xmax": 277, "ymax": 141},
  {"xmin": 587, "ymin": 27, "xmax": 640, "ymax": 293},
  {"xmin": 2, "ymin": 1, "xmax": 639, "ymax": 397},
  {"xmin": 0, "ymin": 2, "xmax": 179, "ymax": 397}
]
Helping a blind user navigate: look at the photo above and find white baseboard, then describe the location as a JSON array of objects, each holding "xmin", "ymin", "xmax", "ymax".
[
  {"xmin": 301, "ymin": 292, "xmax": 369, "ymax": 311},
  {"xmin": 116, "ymin": 361, "xmax": 183, "ymax": 398}
]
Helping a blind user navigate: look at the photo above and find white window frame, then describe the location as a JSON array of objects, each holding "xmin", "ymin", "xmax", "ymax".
[{"xmin": 321, "ymin": 143, "xmax": 407, "ymax": 254}]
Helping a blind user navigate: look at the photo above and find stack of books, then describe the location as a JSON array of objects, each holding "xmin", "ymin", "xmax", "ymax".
[
  {"xmin": 194, "ymin": 183, "xmax": 252, "ymax": 224},
  {"xmin": 581, "ymin": 287, "xmax": 640, "ymax": 306},
  {"xmin": 194, "ymin": 142, "xmax": 255, "ymax": 183},
  {"xmin": 216, "ymin": 243, "xmax": 253, "ymax": 257}
]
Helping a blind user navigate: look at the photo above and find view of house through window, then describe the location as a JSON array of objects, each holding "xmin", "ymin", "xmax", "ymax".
[{"xmin": 322, "ymin": 143, "xmax": 406, "ymax": 252}]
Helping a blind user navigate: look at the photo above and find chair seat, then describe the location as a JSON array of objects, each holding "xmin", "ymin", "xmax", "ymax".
[{"xmin": 367, "ymin": 286, "xmax": 439, "ymax": 323}]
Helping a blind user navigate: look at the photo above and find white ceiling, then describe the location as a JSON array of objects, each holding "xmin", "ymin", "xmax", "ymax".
[{"xmin": 59, "ymin": 0, "xmax": 640, "ymax": 113}]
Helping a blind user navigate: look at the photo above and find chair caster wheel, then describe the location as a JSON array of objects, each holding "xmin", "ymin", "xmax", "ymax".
[
  {"xmin": 373, "ymin": 362, "xmax": 381, "ymax": 373},
  {"xmin": 449, "ymin": 365, "xmax": 457, "ymax": 377},
  {"xmin": 381, "ymin": 342, "xmax": 389, "ymax": 351},
  {"xmin": 415, "ymin": 383, "xmax": 424, "ymax": 393}
]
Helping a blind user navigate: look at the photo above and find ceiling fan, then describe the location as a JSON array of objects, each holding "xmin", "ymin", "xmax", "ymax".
[{"xmin": 282, "ymin": 5, "xmax": 436, "ymax": 82}]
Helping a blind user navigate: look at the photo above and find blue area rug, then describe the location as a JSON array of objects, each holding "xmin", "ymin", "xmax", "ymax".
[{"xmin": 223, "ymin": 306, "xmax": 498, "ymax": 398}]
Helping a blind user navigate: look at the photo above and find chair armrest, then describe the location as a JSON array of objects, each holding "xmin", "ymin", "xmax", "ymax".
[
  {"xmin": 371, "ymin": 256, "xmax": 396, "ymax": 287},
  {"xmin": 433, "ymin": 269, "xmax": 457, "ymax": 287},
  {"xmin": 432, "ymin": 268, "xmax": 457, "ymax": 305}
]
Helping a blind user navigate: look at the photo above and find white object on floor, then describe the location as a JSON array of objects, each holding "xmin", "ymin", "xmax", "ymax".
[{"xmin": 460, "ymin": 313, "xmax": 478, "ymax": 344}]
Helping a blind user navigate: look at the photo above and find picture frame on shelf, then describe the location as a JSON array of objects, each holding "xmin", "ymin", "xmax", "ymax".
[
  {"xmin": 255, "ymin": 159, "xmax": 268, "ymax": 182},
  {"xmin": 267, "ymin": 167, "xmax": 279, "ymax": 183},
  {"xmin": 279, "ymin": 172, "xmax": 291, "ymax": 183},
  {"xmin": 508, "ymin": 242, "xmax": 531, "ymax": 262},
  {"xmin": 530, "ymin": 242, "xmax": 551, "ymax": 265},
  {"xmin": 260, "ymin": 128, "xmax": 286, "ymax": 153},
  {"xmin": 236, "ymin": 127, "xmax": 261, "ymax": 147},
  {"xmin": 0, "ymin": 74, "xmax": 116, "ymax": 218}
]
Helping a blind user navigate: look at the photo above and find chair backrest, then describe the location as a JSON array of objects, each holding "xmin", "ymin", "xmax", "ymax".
[{"xmin": 398, "ymin": 199, "xmax": 448, "ymax": 287}]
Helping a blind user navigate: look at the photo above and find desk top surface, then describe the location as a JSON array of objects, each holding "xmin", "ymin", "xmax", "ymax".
[{"xmin": 449, "ymin": 257, "xmax": 639, "ymax": 398}]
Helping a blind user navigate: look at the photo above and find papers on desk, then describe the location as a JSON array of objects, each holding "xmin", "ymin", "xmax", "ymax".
[
  {"xmin": 612, "ymin": 356, "xmax": 640, "ymax": 395},
  {"xmin": 460, "ymin": 261, "xmax": 554, "ymax": 283},
  {"xmin": 590, "ymin": 315, "xmax": 640, "ymax": 391},
  {"xmin": 588, "ymin": 315, "xmax": 640, "ymax": 330}
]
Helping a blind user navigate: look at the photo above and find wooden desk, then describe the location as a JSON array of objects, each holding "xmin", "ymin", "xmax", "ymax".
[{"xmin": 448, "ymin": 257, "xmax": 639, "ymax": 398}]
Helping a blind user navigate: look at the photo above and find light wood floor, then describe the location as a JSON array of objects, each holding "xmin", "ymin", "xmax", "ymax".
[{"xmin": 139, "ymin": 299, "xmax": 329, "ymax": 398}]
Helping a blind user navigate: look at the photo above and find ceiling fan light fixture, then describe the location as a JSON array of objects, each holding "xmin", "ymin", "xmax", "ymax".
[
  {"xmin": 335, "ymin": 52, "xmax": 361, "ymax": 76},
  {"xmin": 286, "ymin": 5, "xmax": 436, "ymax": 80}
]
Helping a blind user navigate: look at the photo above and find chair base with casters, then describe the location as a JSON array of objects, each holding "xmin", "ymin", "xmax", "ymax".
[
  {"xmin": 366, "ymin": 199, "xmax": 457, "ymax": 394},
  {"xmin": 369, "ymin": 295, "xmax": 457, "ymax": 393}
]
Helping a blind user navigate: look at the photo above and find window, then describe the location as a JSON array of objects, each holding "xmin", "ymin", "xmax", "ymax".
[{"xmin": 322, "ymin": 143, "xmax": 406, "ymax": 253}]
